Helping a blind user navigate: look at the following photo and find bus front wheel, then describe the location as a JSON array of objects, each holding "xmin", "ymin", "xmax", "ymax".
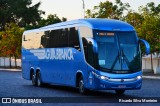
[
  {"xmin": 78, "ymin": 76, "xmax": 87, "ymax": 94},
  {"xmin": 115, "ymin": 90, "xmax": 125, "ymax": 95},
  {"xmin": 36, "ymin": 71, "xmax": 43, "ymax": 87}
]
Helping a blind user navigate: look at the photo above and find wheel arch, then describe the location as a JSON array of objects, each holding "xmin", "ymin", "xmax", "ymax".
[
  {"xmin": 76, "ymin": 71, "xmax": 84, "ymax": 87},
  {"xmin": 35, "ymin": 68, "xmax": 41, "ymax": 78},
  {"xmin": 36, "ymin": 68, "xmax": 40, "ymax": 74}
]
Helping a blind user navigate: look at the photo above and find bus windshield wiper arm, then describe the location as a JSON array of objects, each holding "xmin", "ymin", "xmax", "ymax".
[
  {"xmin": 110, "ymin": 49, "xmax": 131, "ymax": 72},
  {"xmin": 110, "ymin": 51, "xmax": 120, "ymax": 71},
  {"xmin": 121, "ymin": 48, "xmax": 132, "ymax": 71}
]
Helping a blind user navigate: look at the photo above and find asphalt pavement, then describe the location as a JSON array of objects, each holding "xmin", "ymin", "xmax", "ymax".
[
  {"xmin": 143, "ymin": 72, "xmax": 160, "ymax": 79},
  {"xmin": 0, "ymin": 69, "xmax": 160, "ymax": 106}
]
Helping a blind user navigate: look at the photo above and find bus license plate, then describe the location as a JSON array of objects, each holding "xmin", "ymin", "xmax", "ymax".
[{"xmin": 118, "ymin": 85, "xmax": 126, "ymax": 88}]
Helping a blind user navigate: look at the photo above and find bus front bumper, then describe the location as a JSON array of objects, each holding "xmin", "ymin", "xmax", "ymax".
[
  {"xmin": 95, "ymin": 78, "xmax": 142, "ymax": 90},
  {"xmin": 88, "ymin": 71, "xmax": 142, "ymax": 90}
]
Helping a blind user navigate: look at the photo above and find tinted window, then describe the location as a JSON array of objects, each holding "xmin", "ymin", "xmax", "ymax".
[
  {"xmin": 50, "ymin": 30, "xmax": 60, "ymax": 47},
  {"xmin": 40, "ymin": 27, "xmax": 80, "ymax": 50},
  {"xmin": 68, "ymin": 27, "xmax": 80, "ymax": 50},
  {"xmin": 59, "ymin": 28, "xmax": 68, "ymax": 47},
  {"xmin": 41, "ymin": 31, "xmax": 50, "ymax": 48}
]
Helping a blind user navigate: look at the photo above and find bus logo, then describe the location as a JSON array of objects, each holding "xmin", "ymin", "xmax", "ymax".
[
  {"xmin": 2, "ymin": 98, "xmax": 11, "ymax": 103},
  {"xmin": 121, "ymin": 79, "xmax": 124, "ymax": 82}
]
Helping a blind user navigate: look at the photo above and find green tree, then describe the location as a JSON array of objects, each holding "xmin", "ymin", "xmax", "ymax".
[
  {"xmin": 136, "ymin": 15, "xmax": 160, "ymax": 54},
  {"xmin": 25, "ymin": 14, "xmax": 67, "ymax": 30},
  {"xmin": 85, "ymin": 0, "xmax": 130, "ymax": 19},
  {"xmin": 0, "ymin": 0, "xmax": 44, "ymax": 31},
  {"xmin": 124, "ymin": 11, "xmax": 144, "ymax": 27},
  {"xmin": 134, "ymin": 3, "xmax": 160, "ymax": 54},
  {"xmin": 0, "ymin": 23, "xmax": 24, "ymax": 67},
  {"xmin": 146, "ymin": 2, "xmax": 160, "ymax": 15}
]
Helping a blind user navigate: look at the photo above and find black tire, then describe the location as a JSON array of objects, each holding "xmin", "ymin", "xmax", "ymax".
[
  {"xmin": 36, "ymin": 71, "xmax": 43, "ymax": 87},
  {"xmin": 31, "ymin": 72, "xmax": 36, "ymax": 86},
  {"xmin": 78, "ymin": 76, "xmax": 87, "ymax": 94},
  {"xmin": 115, "ymin": 90, "xmax": 125, "ymax": 95}
]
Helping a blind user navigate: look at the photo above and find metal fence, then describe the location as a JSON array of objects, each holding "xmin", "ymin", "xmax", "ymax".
[
  {"xmin": 142, "ymin": 57, "xmax": 160, "ymax": 74},
  {"xmin": 0, "ymin": 57, "xmax": 21, "ymax": 68}
]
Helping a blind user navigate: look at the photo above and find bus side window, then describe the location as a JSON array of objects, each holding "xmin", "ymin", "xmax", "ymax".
[
  {"xmin": 41, "ymin": 35, "xmax": 47, "ymax": 48},
  {"xmin": 50, "ymin": 30, "xmax": 56, "ymax": 47},
  {"xmin": 69, "ymin": 27, "xmax": 80, "ymax": 51},
  {"xmin": 59, "ymin": 28, "xmax": 68, "ymax": 47},
  {"xmin": 50, "ymin": 29, "xmax": 62, "ymax": 48},
  {"xmin": 41, "ymin": 31, "xmax": 50, "ymax": 48}
]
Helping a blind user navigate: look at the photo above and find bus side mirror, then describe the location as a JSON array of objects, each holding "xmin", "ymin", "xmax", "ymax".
[
  {"xmin": 85, "ymin": 38, "xmax": 98, "ymax": 53},
  {"xmin": 139, "ymin": 39, "xmax": 150, "ymax": 55}
]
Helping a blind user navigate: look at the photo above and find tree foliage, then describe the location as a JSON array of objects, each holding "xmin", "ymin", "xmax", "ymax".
[
  {"xmin": 0, "ymin": 23, "xmax": 24, "ymax": 58},
  {"xmin": 0, "ymin": 0, "xmax": 44, "ymax": 31},
  {"xmin": 86, "ymin": 0, "xmax": 160, "ymax": 54},
  {"xmin": 25, "ymin": 14, "xmax": 67, "ymax": 30},
  {"xmin": 124, "ymin": 11, "xmax": 144, "ymax": 27},
  {"xmin": 135, "ymin": 3, "xmax": 160, "ymax": 53},
  {"xmin": 0, "ymin": 0, "xmax": 159, "ymax": 63},
  {"xmin": 0, "ymin": 0, "xmax": 67, "ymax": 61},
  {"xmin": 85, "ymin": 0, "xmax": 130, "ymax": 19},
  {"xmin": 137, "ymin": 16, "xmax": 160, "ymax": 53}
]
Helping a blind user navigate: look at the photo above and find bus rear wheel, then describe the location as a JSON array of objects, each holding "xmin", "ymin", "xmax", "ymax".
[
  {"xmin": 31, "ymin": 72, "xmax": 36, "ymax": 86},
  {"xmin": 36, "ymin": 71, "xmax": 43, "ymax": 87},
  {"xmin": 115, "ymin": 90, "xmax": 125, "ymax": 95},
  {"xmin": 78, "ymin": 76, "xmax": 87, "ymax": 94}
]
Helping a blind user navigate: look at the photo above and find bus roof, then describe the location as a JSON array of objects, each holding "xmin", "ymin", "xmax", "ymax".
[
  {"xmin": 79, "ymin": 18, "xmax": 135, "ymax": 31},
  {"xmin": 24, "ymin": 18, "xmax": 135, "ymax": 34}
]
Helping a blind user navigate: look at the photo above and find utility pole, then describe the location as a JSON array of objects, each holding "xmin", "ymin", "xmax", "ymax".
[{"xmin": 82, "ymin": 0, "xmax": 85, "ymax": 18}]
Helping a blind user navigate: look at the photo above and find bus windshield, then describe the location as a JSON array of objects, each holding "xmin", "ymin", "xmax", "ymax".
[{"xmin": 94, "ymin": 31, "xmax": 141, "ymax": 74}]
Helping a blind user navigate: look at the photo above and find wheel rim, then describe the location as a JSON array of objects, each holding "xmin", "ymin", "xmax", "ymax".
[
  {"xmin": 37, "ymin": 73, "xmax": 41, "ymax": 86},
  {"xmin": 37, "ymin": 77, "xmax": 40, "ymax": 86},
  {"xmin": 79, "ymin": 80, "xmax": 84, "ymax": 93},
  {"xmin": 32, "ymin": 74, "xmax": 35, "ymax": 85}
]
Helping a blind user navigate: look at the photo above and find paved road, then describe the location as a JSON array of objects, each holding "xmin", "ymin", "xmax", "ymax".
[{"xmin": 0, "ymin": 70, "xmax": 160, "ymax": 106}]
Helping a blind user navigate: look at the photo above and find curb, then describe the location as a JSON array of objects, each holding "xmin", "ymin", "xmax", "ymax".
[
  {"xmin": 142, "ymin": 76, "xmax": 160, "ymax": 80},
  {"xmin": 0, "ymin": 68, "xmax": 21, "ymax": 71}
]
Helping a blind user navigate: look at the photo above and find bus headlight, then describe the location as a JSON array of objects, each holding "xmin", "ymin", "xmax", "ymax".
[
  {"xmin": 92, "ymin": 71, "xmax": 109, "ymax": 80},
  {"xmin": 136, "ymin": 75, "xmax": 142, "ymax": 80},
  {"xmin": 99, "ymin": 76, "xmax": 109, "ymax": 80}
]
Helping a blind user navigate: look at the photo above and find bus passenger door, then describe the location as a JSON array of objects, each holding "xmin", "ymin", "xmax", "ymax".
[
  {"xmin": 82, "ymin": 37, "xmax": 99, "ymax": 69},
  {"xmin": 82, "ymin": 37, "xmax": 99, "ymax": 88}
]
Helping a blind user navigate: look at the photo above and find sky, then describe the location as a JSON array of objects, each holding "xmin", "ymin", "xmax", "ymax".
[{"xmin": 32, "ymin": 0, "xmax": 160, "ymax": 20}]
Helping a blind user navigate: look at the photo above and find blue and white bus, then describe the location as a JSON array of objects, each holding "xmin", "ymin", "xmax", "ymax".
[{"xmin": 22, "ymin": 18, "xmax": 150, "ymax": 94}]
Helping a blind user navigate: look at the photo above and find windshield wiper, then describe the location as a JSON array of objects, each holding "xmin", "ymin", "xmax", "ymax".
[
  {"xmin": 110, "ymin": 48, "xmax": 131, "ymax": 72},
  {"xmin": 110, "ymin": 51, "xmax": 121, "ymax": 71},
  {"xmin": 121, "ymin": 48, "xmax": 130, "ymax": 69}
]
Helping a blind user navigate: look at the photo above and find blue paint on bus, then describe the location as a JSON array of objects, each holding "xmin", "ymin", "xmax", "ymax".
[{"xmin": 22, "ymin": 18, "xmax": 150, "ymax": 94}]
